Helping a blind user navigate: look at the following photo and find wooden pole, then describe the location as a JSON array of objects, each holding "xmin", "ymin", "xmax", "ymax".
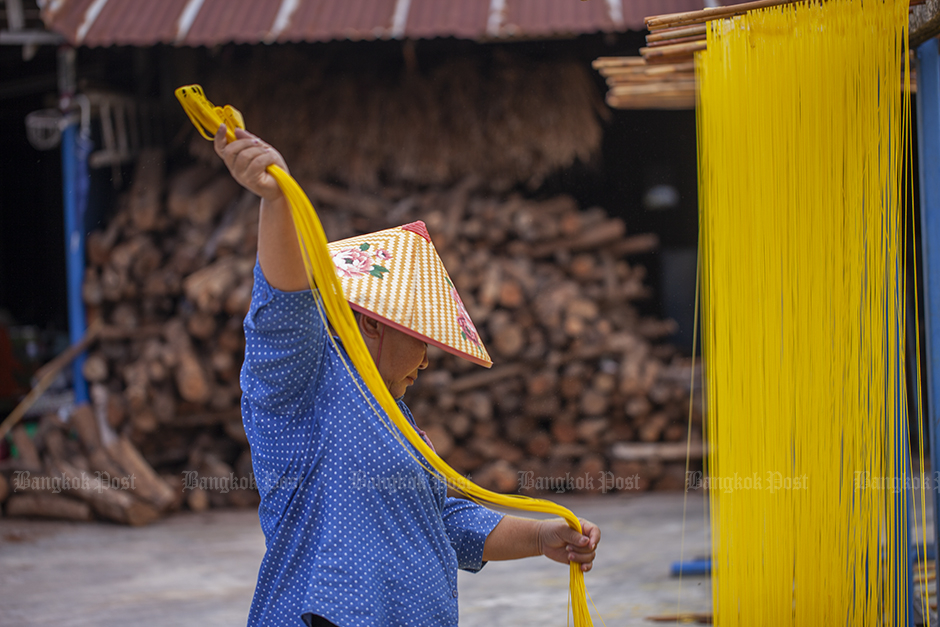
[
  {"xmin": 640, "ymin": 41, "xmax": 708, "ymax": 60},
  {"xmin": 648, "ymin": 0, "xmax": 926, "ymax": 31},
  {"xmin": 646, "ymin": 0, "xmax": 812, "ymax": 31},
  {"xmin": 646, "ymin": 24, "xmax": 707, "ymax": 43}
]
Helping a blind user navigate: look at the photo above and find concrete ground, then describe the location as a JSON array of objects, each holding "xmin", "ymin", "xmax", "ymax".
[{"xmin": 0, "ymin": 492, "xmax": 711, "ymax": 627}]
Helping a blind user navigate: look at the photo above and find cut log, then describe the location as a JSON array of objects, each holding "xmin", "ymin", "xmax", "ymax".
[
  {"xmin": 186, "ymin": 311, "xmax": 217, "ymax": 340},
  {"xmin": 576, "ymin": 417, "xmax": 609, "ymax": 444},
  {"xmin": 551, "ymin": 420, "xmax": 578, "ymax": 445},
  {"xmin": 182, "ymin": 258, "xmax": 253, "ymax": 315},
  {"xmin": 88, "ymin": 448, "xmax": 127, "ymax": 483},
  {"xmin": 70, "ymin": 403, "xmax": 102, "ymax": 452},
  {"xmin": 448, "ymin": 363, "xmax": 526, "ymax": 393},
  {"xmin": 443, "ymin": 448, "xmax": 482, "ymax": 475},
  {"xmin": 82, "ymin": 353, "xmax": 109, "ymax": 382},
  {"xmin": 50, "ymin": 458, "xmax": 160, "ymax": 526},
  {"xmin": 5, "ymin": 493, "xmax": 93, "ymax": 521},
  {"xmin": 446, "ymin": 412, "xmax": 472, "ymax": 439},
  {"xmin": 492, "ymin": 323, "xmax": 525, "ymax": 358},
  {"xmin": 189, "ymin": 175, "xmax": 241, "ymax": 226},
  {"xmin": 106, "ymin": 436, "xmax": 176, "ymax": 511},
  {"xmin": 106, "ymin": 394, "xmax": 127, "ymax": 429},
  {"xmin": 579, "ymin": 390, "xmax": 608, "ymax": 417},
  {"xmin": 526, "ymin": 432, "xmax": 553, "ymax": 458},
  {"xmin": 187, "ymin": 487, "xmax": 210, "ymax": 512},
  {"xmin": 458, "ymin": 392, "xmax": 493, "ymax": 422},
  {"xmin": 42, "ymin": 427, "xmax": 69, "ymax": 461},
  {"xmin": 167, "ymin": 164, "xmax": 218, "ymax": 221},
  {"xmin": 422, "ymin": 424, "xmax": 454, "ymax": 458},
  {"xmin": 11, "ymin": 426, "xmax": 42, "ymax": 472},
  {"xmin": 529, "ymin": 218, "xmax": 627, "ymax": 257},
  {"xmin": 164, "ymin": 319, "xmax": 212, "ymax": 404},
  {"xmin": 128, "ymin": 148, "xmax": 165, "ymax": 232},
  {"xmin": 638, "ymin": 412, "xmax": 670, "ymax": 443},
  {"xmin": 473, "ymin": 460, "xmax": 519, "ymax": 494},
  {"xmin": 160, "ymin": 473, "xmax": 185, "ymax": 511},
  {"xmin": 86, "ymin": 219, "xmax": 120, "ymax": 267}
]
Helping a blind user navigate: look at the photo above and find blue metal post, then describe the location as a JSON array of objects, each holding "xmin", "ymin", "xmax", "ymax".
[
  {"xmin": 915, "ymin": 37, "xmax": 940, "ymax": 596},
  {"xmin": 60, "ymin": 122, "xmax": 88, "ymax": 404}
]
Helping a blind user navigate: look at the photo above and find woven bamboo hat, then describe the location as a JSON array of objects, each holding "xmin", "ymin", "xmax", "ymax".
[{"xmin": 327, "ymin": 221, "xmax": 492, "ymax": 368}]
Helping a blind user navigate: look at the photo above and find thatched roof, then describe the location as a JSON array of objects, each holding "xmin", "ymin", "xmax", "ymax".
[{"xmin": 188, "ymin": 48, "xmax": 607, "ymax": 192}]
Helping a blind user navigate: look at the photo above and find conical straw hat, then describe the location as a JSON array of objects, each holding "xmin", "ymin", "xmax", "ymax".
[{"xmin": 327, "ymin": 221, "xmax": 492, "ymax": 368}]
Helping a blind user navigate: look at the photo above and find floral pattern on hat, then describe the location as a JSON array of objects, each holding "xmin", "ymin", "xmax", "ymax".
[
  {"xmin": 331, "ymin": 243, "xmax": 392, "ymax": 279},
  {"xmin": 446, "ymin": 277, "xmax": 482, "ymax": 350}
]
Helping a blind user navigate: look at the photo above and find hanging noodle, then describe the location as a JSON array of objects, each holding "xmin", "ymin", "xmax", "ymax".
[
  {"xmin": 175, "ymin": 85, "xmax": 596, "ymax": 626},
  {"xmin": 697, "ymin": 0, "xmax": 925, "ymax": 624}
]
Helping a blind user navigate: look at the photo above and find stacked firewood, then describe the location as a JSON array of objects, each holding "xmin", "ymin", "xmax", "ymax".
[
  {"xmin": 390, "ymin": 185, "xmax": 704, "ymax": 494},
  {"xmin": 0, "ymin": 404, "xmax": 181, "ymax": 525},
  {"xmin": 4, "ymin": 150, "xmax": 702, "ymax": 521}
]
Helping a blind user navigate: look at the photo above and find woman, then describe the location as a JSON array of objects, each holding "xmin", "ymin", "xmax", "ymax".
[{"xmin": 214, "ymin": 124, "xmax": 600, "ymax": 627}]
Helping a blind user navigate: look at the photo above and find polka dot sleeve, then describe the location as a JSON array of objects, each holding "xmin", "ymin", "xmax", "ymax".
[
  {"xmin": 442, "ymin": 497, "xmax": 504, "ymax": 572},
  {"xmin": 241, "ymin": 260, "xmax": 326, "ymax": 422}
]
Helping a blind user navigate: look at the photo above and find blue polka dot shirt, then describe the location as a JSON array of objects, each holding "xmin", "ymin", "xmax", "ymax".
[{"xmin": 241, "ymin": 261, "xmax": 504, "ymax": 627}]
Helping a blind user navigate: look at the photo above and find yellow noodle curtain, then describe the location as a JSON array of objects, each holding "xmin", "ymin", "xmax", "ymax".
[{"xmin": 697, "ymin": 0, "xmax": 922, "ymax": 623}]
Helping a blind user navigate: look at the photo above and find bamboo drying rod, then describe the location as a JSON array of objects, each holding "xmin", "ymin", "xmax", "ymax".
[{"xmin": 646, "ymin": 0, "xmax": 926, "ymax": 31}]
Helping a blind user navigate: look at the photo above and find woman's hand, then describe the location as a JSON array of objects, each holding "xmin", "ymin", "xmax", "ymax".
[
  {"xmin": 213, "ymin": 125, "xmax": 289, "ymax": 202},
  {"xmin": 537, "ymin": 518, "xmax": 601, "ymax": 573}
]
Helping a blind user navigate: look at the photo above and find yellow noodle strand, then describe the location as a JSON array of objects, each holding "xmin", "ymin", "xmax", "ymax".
[
  {"xmin": 696, "ymin": 0, "xmax": 925, "ymax": 623},
  {"xmin": 676, "ymin": 240, "xmax": 702, "ymax": 617},
  {"xmin": 175, "ymin": 85, "xmax": 596, "ymax": 626}
]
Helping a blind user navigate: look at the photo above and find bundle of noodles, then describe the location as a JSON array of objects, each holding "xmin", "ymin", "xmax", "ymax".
[{"xmin": 697, "ymin": 0, "xmax": 925, "ymax": 624}]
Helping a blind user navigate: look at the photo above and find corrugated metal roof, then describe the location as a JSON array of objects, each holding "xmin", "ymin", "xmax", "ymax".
[
  {"xmin": 405, "ymin": 0, "xmax": 490, "ymax": 40},
  {"xmin": 185, "ymin": 0, "xmax": 282, "ymax": 46},
  {"xmin": 277, "ymin": 0, "xmax": 399, "ymax": 43},
  {"xmin": 39, "ymin": 0, "xmax": 708, "ymax": 47}
]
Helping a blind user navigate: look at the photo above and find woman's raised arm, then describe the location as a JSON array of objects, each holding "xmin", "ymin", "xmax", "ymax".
[{"xmin": 214, "ymin": 124, "xmax": 309, "ymax": 292}]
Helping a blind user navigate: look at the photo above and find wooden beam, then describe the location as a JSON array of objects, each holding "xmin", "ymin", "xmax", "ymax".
[
  {"xmin": 911, "ymin": 0, "xmax": 940, "ymax": 49},
  {"xmin": 610, "ymin": 441, "xmax": 706, "ymax": 463}
]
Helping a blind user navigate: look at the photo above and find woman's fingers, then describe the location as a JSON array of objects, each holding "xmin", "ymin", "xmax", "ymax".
[
  {"xmin": 232, "ymin": 144, "xmax": 272, "ymax": 174},
  {"xmin": 214, "ymin": 126, "xmax": 225, "ymax": 156},
  {"xmin": 213, "ymin": 124, "xmax": 287, "ymax": 201},
  {"xmin": 565, "ymin": 519, "xmax": 599, "ymax": 573},
  {"xmin": 216, "ymin": 141, "xmax": 279, "ymax": 200},
  {"xmin": 574, "ymin": 518, "xmax": 600, "ymax": 550},
  {"xmin": 565, "ymin": 543, "xmax": 596, "ymax": 560}
]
